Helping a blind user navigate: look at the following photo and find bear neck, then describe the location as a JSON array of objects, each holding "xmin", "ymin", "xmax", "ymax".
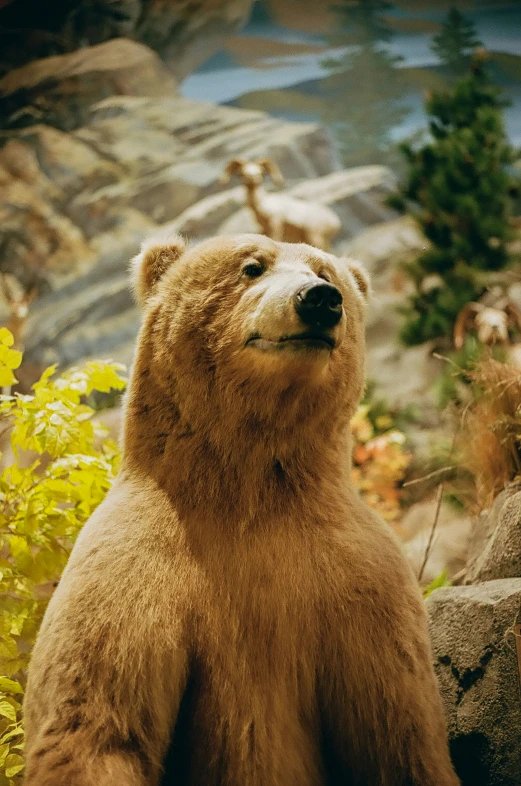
[{"xmin": 122, "ymin": 354, "xmax": 355, "ymax": 527}]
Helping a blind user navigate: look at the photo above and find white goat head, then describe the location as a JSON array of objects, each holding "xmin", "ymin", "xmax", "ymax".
[
  {"xmin": 453, "ymin": 298, "xmax": 521, "ymax": 349},
  {"xmin": 221, "ymin": 157, "xmax": 285, "ymax": 188}
]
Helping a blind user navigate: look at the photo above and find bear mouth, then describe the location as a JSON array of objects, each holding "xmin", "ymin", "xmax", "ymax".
[{"xmin": 246, "ymin": 333, "xmax": 336, "ymax": 351}]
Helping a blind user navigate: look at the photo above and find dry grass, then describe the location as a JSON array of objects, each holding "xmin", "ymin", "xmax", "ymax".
[{"xmin": 457, "ymin": 358, "xmax": 521, "ymax": 511}]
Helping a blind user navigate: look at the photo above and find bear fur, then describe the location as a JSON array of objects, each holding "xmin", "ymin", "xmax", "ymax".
[{"xmin": 23, "ymin": 233, "xmax": 459, "ymax": 786}]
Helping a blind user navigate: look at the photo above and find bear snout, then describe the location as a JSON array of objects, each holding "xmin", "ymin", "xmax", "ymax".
[{"xmin": 293, "ymin": 282, "xmax": 343, "ymax": 329}]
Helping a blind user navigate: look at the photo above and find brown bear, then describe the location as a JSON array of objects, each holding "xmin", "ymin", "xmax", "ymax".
[{"xmin": 23, "ymin": 232, "xmax": 459, "ymax": 786}]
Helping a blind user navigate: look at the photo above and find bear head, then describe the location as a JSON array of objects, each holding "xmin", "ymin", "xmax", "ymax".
[{"xmin": 126, "ymin": 232, "xmax": 369, "ymax": 503}]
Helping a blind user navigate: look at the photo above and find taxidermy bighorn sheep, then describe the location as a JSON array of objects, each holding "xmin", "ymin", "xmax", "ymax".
[
  {"xmin": 221, "ymin": 158, "xmax": 342, "ymax": 251},
  {"xmin": 454, "ymin": 296, "xmax": 521, "ymax": 366}
]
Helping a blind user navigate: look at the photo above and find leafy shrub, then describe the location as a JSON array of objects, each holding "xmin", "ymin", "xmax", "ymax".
[
  {"xmin": 422, "ymin": 570, "xmax": 450, "ymax": 598},
  {"xmin": 0, "ymin": 328, "xmax": 125, "ymax": 785},
  {"xmin": 433, "ymin": 335, "xmax": 510, "ymax": 409},
  {"xmin": 454, "ymin": 357, "xmax": 521, "ymax": 511},
  {"xmin": 351, "ymin": 390, "xmax": 412, "ymax": 522}
]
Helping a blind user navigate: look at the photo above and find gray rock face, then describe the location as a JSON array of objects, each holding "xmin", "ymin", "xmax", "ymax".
[
  {"xmin": 465, "ymin": 486, "xmax": 521, "ymax": 584},
  {"xmin": 339, "ymin": 217, "xmax": 443, "ymax": 414},
  {"xmin": 399, "ymin": 500, "xmax": 471, "ymax": 585},
  {"xmin": 427, "ymin": 580, "xmax": 521, "ymax": 786},
  {"xmin": 22, "ymin": 165, "xmax": 395, "ymax": 375},
  {"xmin": 0, "ymin": 0, "xmax": 254, "ymax": 82},
  {"xmin": 136, "ymin": 0, "xmax": 254, "ymax": 80},
  {"xmin": 1, "ymin": 84, "xmax": 338, "ymax": 292},
  {"xmin": 0, "ymin": 38, "xmax": 179, "ymax": 131},
  {"xmin": 3, "ymin": 36, "xmax": 409, "ymax": 382}
]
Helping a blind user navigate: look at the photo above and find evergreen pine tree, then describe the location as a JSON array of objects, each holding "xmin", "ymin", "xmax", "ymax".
[
  {"xmin": 431, "ymin": 7, "xmax": 482, "ymax": 77},
  {"xmin": 322, "ymin": 0, "xmax": 407, "ymax": 166},
  {"xmin": 390, "ymin": 53, "xmax": 515, "ymax": 346}
]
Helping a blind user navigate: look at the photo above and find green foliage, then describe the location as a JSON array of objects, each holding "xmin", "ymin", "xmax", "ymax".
[
  {"xmin": 423, "ymin": 570, "xmax": 450, "ymax": 598},
  {"xmin": 352, "ymin": 383, "xmax": 414, "ymax": 522},
  {"xmin": 322, "ymin": 0, "xmax": 408, "ymax": 166},
  {"xmin": 361, "ymin": 379, "xmax": 420, "ymax": 434},
  {"xmin": 394, "ymin": 55, "xmax": 515, "ymax": 345},
  {"xmin": 433, "ymin": 336, "xmax": 508, "ymax": 409},
  {"xmin": 431, "ymin": 7, "xmax": 483, "ymax": 77},
  {"xmin": 328, "ymin": 0, "xmax": 395, "ymax": 46},
  {"xmin": 0, "ymin": 330, "xmax": 126, "ymax": 784}
]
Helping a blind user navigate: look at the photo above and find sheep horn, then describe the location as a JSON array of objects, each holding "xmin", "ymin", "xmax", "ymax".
[
  {"xmin": 453, "ymin": 302, "xmax": 483, "ymax": 349},
  {"xmin": 502, "ymin": 300, "xmax": 521, "ymax": 333},
  {"xmin": 257, "ymin": 158, "xmax": 285, "ymax": 187},
  {"xmin": 0, "ymin": 273, "xmax": 14, "ymax": 306},
  {"xmin": 220, "ymin": 158, "xmax": 246, "ymax": 184},
  {"xmin": 24, "ymin": 286, "xmax": 38, "ymax": 306}
]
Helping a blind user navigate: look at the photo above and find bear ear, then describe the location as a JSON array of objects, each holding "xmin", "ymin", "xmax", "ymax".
[
  {"xmin": 130, "ymin": 232, "xmax": 186, "ymax": 306},
  {"xmin": 343, "ymin": 258, "xmax": 370, "ymax": 301}
]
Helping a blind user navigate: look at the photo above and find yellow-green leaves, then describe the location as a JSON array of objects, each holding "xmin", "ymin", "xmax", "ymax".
[
  {"xmin": 423, "ymin": 570, "xmax": 450, "ymax": 598},
  {"xmin": 0, "ymin": 706, "xmax": 15, "ymax": 725},
  {"xmin": 4, "ymin": 755, "xmax": 24, "ymax": 779},
  {"xmin": 0, "ymin": 331, "xmax": 22, "ymax": 389},
  {"xmin": 10, "ymin": 361, "xmax": 125, "ymax": 459},
  {"xmin": 0, "ymin": 329, "xmax": 126, "ymax": 784}
]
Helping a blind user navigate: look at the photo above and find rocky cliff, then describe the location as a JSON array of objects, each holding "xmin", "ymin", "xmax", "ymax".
[
  {"xmin": 0, "ymin": 0, "xmax": 254, "ymax": 80},
  {"xmin": 1, "ymin": 36, "xmax": 410, "ymax": 388},
  {"xmin": 426, "ymin": 486, "xmax": 521, "ymax": 786}
]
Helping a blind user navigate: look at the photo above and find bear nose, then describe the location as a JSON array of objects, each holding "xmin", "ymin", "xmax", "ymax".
[{"xmin": 293, "ymin": 282, "xmax": 343, "ymax": 328}]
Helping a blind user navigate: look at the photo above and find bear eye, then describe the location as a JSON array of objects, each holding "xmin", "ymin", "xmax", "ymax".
[
  {"xmin": 318, "ymin": 271, "xmax": 331, "ymax": 283},
  {"xmin": 242, "ymin": 261, "xmax": 265, "ymax": 279}
]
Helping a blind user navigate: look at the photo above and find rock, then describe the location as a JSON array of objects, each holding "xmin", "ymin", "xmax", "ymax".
[
  {"xmin": 17, "ymin": 124, "xmax": 123, "ymax": 200},
  {"xmin": 0, "ymin": 77, "xmax": 337, "ymax": 290},
  {"xmin": 337, "ymin": 217, "xmax": 442, "ymax": 412},
  {"xmin": 0, "ymin": 0, "xmax": 254, "ymax": 82},
  {"xmin": 22, "ymin": 241, "xmax": 141, "ymax": 377},
  {"xmin": 19, "ymin": 161, "xmax": 403, "ymax": 374},
  {"xmin": 465, "ymin": 485, "xmax": 521, "ymax": 584},
  {"xmin": 0, "ymin": 84, "xmax": 339, "ymax": 301},
  {"xmin": 0, "ymin": 170, "xmax": 94, "ymax": 292},
  {"xmin": 426, "ymin": 579, "xmax": 521, "ymax": 786},
  {"xmin": 289, "ymin": 165, "xmax": 397, "ymax": 235},
  {"xmin": 162, "ymin": 187, "xmax": 245, "ymax": 239},
  {"xmin": 136, "ymin": 0, "xmax": 255, "ymax": 80},
  {"xmin": 71, "ymin": 95, "xmax": 336, "ymax": 226},
  {"xmin": 399, "ymin": 500, "xmax": 471, "ymax": 584},
  {"xmin": 0, "ymin": 38, "xmax": 178, "ymax": 131},
  {"xmin": 1, "ymin": 75, "xmax": 343, "ymax": 383}
]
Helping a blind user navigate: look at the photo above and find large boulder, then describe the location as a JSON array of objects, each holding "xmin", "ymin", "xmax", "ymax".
[
  {"xmin": 21, "ymin": 166, "xmax": 398, "ymax": 374},
  {"xmin": 427, "ymin": 579, "xmax": 521, "ymax": 786},
  {"xmin": 465, "ymin": 485, "xmax": 521, "ymax": 584},
  {"xmin": 75, "ymin": 95, "xmax": 337, "ymax": 224},
  {"xmin": 399, "ymin": 499, "xmax": 471, "ymax": 585},
  {"xmin": 0, "ymin": 38, "xmax": 178, "ymax": 131},
  {"xmin": 0, "ymin": 84, "xmax": 338, "ymax": 303},
  {"xmin": 0, "ymin": 50, "xmax": 345, "ymax": 382},
  {"xmin": 136, "ymin": 0, "xmax": 254, "ymax": 80},
  {"xmin": 338, "ymin": 216, "xmax": 442, "ymax": 413},
  {"xmin": 0, "ymin": 0, "xmax": 254, "ymax": 81},
  {"xmin": 0, "ymin": 138, "xmax": 95, "ymax": 291},
  {"xmin": 20, "ymin": 242, "xmax": 140, "ymax": 386}
]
